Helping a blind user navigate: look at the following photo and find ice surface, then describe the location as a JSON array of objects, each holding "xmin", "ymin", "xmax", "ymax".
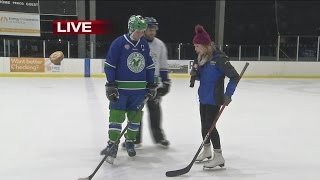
[{"xmin": 0, "ymin": 78, "xmax": 320, "ymax": 180}]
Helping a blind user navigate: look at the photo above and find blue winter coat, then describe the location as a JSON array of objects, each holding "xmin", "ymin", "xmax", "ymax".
[{"xmin": 197, "ymin": 50, "xmax": 240, "ymax": 105}]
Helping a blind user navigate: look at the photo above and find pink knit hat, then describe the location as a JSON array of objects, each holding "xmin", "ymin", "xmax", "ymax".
[{"xmin": 192, "ymin": 24, "xmax": 212, "ymax": 45}]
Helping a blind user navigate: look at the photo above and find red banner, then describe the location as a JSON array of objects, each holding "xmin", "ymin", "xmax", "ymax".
[{"xmin": 53, "ymin": 20, "xmax": 111, "ymax": 34}]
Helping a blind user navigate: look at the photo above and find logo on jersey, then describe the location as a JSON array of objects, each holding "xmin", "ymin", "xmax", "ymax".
[
  {"xmin": 127, "ymin": 52, "xmax": 145, "ymax": 73},
  {"xmin": 124, "ymin": 44, "xmax": 130, "ymax": 50}
]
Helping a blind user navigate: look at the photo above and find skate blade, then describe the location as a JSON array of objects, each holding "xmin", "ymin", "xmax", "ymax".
[
  {"xmin": 127, "ymin": 151, "xmax": 136, "ymax": 157},
  {"xmin": 203, "ymin": 163, "xmax": 225, "ymax": 170},
  {"xmin": 135, "ymin": 144, "xmax": 143, "ymax": 150},
  {"xmin": 157, "ymin": 143, "xmax": 169, "ymax": 149},
  {"xmin": 195, "ymin": 156, "xmax": 212, "ymax": 163},
  {"xmin": 105, "ymin": 156, "xmax": 114, "ymax": 165}
]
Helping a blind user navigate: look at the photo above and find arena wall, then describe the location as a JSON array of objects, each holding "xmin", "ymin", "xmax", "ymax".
[{"xmin": 1, "ymin": 57, "xmax": 320, "ymax": 78}]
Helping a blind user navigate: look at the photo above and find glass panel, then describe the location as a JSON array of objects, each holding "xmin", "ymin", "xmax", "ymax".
[
  {"xmin": 69, "ymin": 41, "xmax": 78, "ymax": 58},
  {"xmin": 7, "ymin": 39, "xmax": 18, "ymax": 57},
  {"xmin": 0, "ymin": 38, "xmax": 4, "ymax": 57},
  {"xmin": 279, "ymin": 36, "xmax": 297, "ymax": 61},
  {"xmin": 180, "ymin": 43, "xmax": 197, "ymax": 60},
  {"xmin": 0, "ymin": 35, "xmax": 318, "ymax": 62},
  {"xmin": 86, "ymin": 41, "xmax": 91, "ymax": 58},
  {"xmin": 260, "ymin": 45, "xmax": 277, "ymax": 61},
  {"xmin": 298, "ymin": 36, "xmax": 318, "ymax": 62},
  {"xmin": 241, "ymin": 45, "xmax": 258, "ymax": 61},
  {"xmin": 45, "ymin": 39, "xmax": 68, "ymax": 58},
  {"xmin": 20, "ymin": 39, "xmax": 43, "ymax": 57},
  {"xmin": 223, "ymin": 45, "xmax": 239, "ymax": 61},
  {"xmin": 165, "ymin": 43, "xmax": 179, "ymax": 60},
  {"xmin": 96, "ymin": 41, "xmax": 108, "ymax": 59}
]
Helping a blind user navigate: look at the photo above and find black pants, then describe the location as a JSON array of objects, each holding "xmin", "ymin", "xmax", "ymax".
[
  {"xmin": 200, "ymin": 104, "xmax": 221, "ymax": 149},
  {"xmin": 136, "ymin": 96, "xmax": 165, "ymax": 143}
]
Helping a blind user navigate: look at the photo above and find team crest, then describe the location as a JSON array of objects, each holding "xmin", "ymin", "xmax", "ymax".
[
  {"xmin": 127, "ymin": 52, "xmax": 145, "ymax": 73},
  {"xmin": 124, "ymin": 44, "xmax": 130, "ymax": 50}
]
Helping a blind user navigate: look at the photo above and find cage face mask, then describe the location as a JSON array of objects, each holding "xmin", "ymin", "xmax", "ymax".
[{"xmin": 128, "ymin": 15, "xmax": 147, "ymax": 34}]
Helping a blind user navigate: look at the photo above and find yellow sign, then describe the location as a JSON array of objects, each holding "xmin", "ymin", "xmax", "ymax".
[{"xmin": 10, "ymin": 58, "xmax": 45, "ymax": 72}]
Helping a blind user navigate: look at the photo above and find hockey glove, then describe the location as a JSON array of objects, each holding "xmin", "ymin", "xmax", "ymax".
[
  {"xmin": 157, "ymin": 80, "xmax": 171, "ymax": 96},
  {"xmin": 146, "ymin": 83, "xmax": 158, "ymax": 99},
  {"xmin": 224, "ymin": 95, "xmax": 232, "ymax": 106},
  {"xmin": 105, "ymin": 82, "xmax": 119, "ymax": 103}
]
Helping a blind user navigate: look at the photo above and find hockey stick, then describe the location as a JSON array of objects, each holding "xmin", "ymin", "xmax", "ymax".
[
  {"xmin": 166, "ymin": 62, "xmax": 249, "ymax": 177},
  {"xmin": 78, "ymin": 97, "xmax": 149, "ymax": 180}
]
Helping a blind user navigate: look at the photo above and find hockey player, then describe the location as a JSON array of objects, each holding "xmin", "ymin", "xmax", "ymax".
[
  {"xmin": 100, "ymin": 15, "xmax": 157, "ymax": 164},
  {"xmin": 190, "ymin": 24, "xmax": 240, "ymax": 169},
  {"xmin": 140, "ymin": 17, "xmax": 171, "ymax": 148},
  {"xmin": 122, "ymin": 17, "xmax": 171, "ymax": 149}
]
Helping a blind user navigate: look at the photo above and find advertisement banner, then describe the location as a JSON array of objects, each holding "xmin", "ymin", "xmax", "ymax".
[
  {"xmin": 45, "ymin": 59, "xmax": 63, "ymax": 73},
  {"xmin": 167, "ymin": 60, "xmax": 191, "ymax": 73},
  {"xmin": 0, "ymin": 0, "xmax": 40, "ymax": 36},
  {"xmin": 0, "ymin": 0, "xmax": 39, "ymax": 13},
  {"xmin": 0, "ymin": 11, "xmax": 40, "ymax": 36},
  {"xmin": 10, "ymin": 57, "xmax": 45, "ymax": 72}
]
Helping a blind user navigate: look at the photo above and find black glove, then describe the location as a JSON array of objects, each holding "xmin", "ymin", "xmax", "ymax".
[
  {"xmin": 105, "ymin": 82, "xmax": 119, "ymax": 103},
  {"xmin": 157, "ymin": 80, "xmax": 171, "ymax": 96},
  {"xmin": 224, "ymin": 95, "xmax": 232, "ymax": 106},
  {"xmin": 146, "ymin": 83, "xmax": 157, "ymax": 99}
]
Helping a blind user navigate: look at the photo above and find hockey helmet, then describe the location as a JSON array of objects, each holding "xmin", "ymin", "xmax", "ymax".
[
  {"xmin": 145, "ymin": 17, "xmax": 159, "ymax": 30},
  {"xmin": 128, "ymin": 15, "xmax": 147, "ymax": 34}
]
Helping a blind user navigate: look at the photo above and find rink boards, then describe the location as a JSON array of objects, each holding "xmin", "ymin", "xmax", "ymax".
[{"xmin": 1, "ymin": 57, "xmax": 320, "ymax": 78}]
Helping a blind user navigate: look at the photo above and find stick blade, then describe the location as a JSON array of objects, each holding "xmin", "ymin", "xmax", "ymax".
[{"xmin": 165, "ymin": 166, "xmax": 191, "ymax": 177}]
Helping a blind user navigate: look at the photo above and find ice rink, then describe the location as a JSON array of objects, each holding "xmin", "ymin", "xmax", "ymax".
[{"xmin": 0, "ymin": 77, "xmax": 320, "ymax": 180}]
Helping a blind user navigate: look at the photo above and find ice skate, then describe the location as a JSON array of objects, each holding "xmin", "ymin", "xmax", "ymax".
[
  {"xmin": 124, "ymin": 140, "xmax": 136, "ymax": 157},
  {"xmin": 156, "ymin": 139, "xmax": 170, "ymax": 149},
  {"xmin": 195, "ymin": 143, "xmax": 212, "ymax": 162},
  {"xmin": 121, "ymin": 141, "xmax": 142, "ymax": 150},
  {"xmin": 100, "ymin": 141, "xmax": 118, "ymax": 165},
  {"xmin": 203, "ymin": 149, "xmax": 225, "ymax": 169},
  {"xmin": 105, "ymin": 156, "xmax": 115, "ymax": 165}
]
